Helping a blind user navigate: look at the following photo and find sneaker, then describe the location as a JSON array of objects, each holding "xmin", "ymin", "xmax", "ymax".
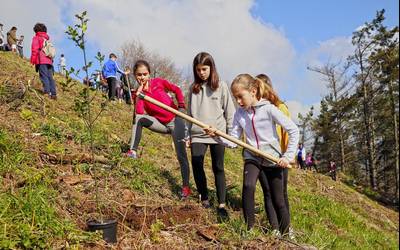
[
  {"xmin": 288, "ymin": 227, "xmax": 296, "ymax": 241},
  {"xmin": 50, "ymin": 95, "xmax": 57, "ymax": 100},
  {"xmin": 181, "ymin": 186, "xmax": 191, "ymax": 199},
  {"xmin": 201, "ymin": 199, "xmax": 211, "ymax": 209},
  {"xmin": 271, "ymin": 229, "xmax": 282, "ymax": 238},
  {"xmin": 125, "ymin": 149, "xmax": 137, "ymax": 159},
  {"xmin": 217, "ymin": 207, "xmax": 229, "ymax": 222}
]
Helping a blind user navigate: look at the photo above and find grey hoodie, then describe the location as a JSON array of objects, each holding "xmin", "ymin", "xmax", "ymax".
[
  {"xmin": 188, "ymin": 81, "xmax": 236, "ymax": 144},
  {"xmin": 220, "ymin": 99, "xmax": 299, "ymax": 165}
]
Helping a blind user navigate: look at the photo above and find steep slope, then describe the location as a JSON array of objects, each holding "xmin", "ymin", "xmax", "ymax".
[{"xmin": 0, "ymin": 52, "xmax": 398, "ymax": 249}]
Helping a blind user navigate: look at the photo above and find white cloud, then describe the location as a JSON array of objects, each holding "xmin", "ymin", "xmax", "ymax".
[
  {"xmin": 286, "ymin": 100, "xmax": 320, "ymax": 124},
  {"xmin": 1, "ymin": 0, "xmax": 354, "ymax": 120},
  {"xmin": 307, "ymin": 36, "xmax": 354, "ymax": 67},
  {"xmin": 0, "ymin": 0, "xmax": 65, "ymax": 56},
  {"xmin": 296, "ymin": 36, "xmax": 354, "ymax": 99},
  {"xmin": 60, "ymin": 0, "xmax": 295, "ymax": 82}
]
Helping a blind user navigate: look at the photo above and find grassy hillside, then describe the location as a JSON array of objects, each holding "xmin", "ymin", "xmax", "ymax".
[{"xmin": 0, "ymin": 51, "xmax": 398, "ymax": 249}]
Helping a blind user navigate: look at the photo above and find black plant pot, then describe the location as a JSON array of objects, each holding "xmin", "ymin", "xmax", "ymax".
[{"xmin": 87, "ymin": 219, "xmax": 117, "ymax": 243}]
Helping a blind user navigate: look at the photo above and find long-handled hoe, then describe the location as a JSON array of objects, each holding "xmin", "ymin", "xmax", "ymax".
[{"xmin": 138, "ymin": 92, "xmax": 294, "ymax": 168}]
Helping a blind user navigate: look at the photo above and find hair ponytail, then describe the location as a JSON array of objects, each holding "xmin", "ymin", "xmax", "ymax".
[
  {"xmin": 232, "ymin": 74, "xmax": 283, "ymax": 106},
  {"xmin": 256, "ymin": 74, "xmax": 282, "ymax": 107}
]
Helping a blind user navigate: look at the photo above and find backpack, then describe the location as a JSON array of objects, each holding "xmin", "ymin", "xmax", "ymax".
[{"xmin": 42, "ymin": 39, "xmax": 56, "ymax": 59}]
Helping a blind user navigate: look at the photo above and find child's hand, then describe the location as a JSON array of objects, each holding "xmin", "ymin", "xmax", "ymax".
[
  {"xmin": 277, "ymin": 157, "xmax": 290, "ymax": 168},
  {"xmin": 185, "ymin": 138, "xmax": 191, "ymax": 148},
  {"xmin": 203, "ymin": 126, "xmax": 217, "ymax": 137}
]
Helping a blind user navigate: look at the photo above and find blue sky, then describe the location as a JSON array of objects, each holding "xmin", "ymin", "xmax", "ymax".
[
  {"xmin": 1, "ymin": 0, "xmax": 398, "ymax": 119},
  {"xmin": 251, "ymin": 0, "xmax": 399, "ymax": 104},
  {"xmin": 252, "ymin": 0, "xmax": 399, "ymax": 51}
]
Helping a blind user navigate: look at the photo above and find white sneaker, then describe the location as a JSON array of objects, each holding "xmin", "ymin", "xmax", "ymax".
[
  {"xmin": 271, "ymin": 229, "xmax": 281, "ymax": 238},
  {"xmin": 288, "ymin": 227, "xmax": 295, "ymax": 240}
]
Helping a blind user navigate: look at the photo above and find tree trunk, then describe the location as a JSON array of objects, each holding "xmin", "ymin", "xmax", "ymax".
[
  {"xmin": 362, "ymin": 81, "xmax": 377, "ymax": 190},
  {"xmin": 388, "ymin": 80, "xmax": 399, "ymax": 197}
]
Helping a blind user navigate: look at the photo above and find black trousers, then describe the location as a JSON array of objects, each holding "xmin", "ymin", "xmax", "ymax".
[
  {"xmin": 107, "ymin": 77, "xmax": 117, "ymax": 100},
  {"xmin": 260, "ymin": 168, "xmax": 289, "ymax": 231},
  {"xmin": 242, "ymin": 161, "xmax": 290, "ymax": 234},
  {"xmin": 191, "ymin": 143, "xmax": 226, "ymax": 204}
]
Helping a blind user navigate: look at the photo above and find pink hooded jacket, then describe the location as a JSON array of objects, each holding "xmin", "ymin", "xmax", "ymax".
[
  {"xmin": 135, "ymin": 78, "xmax": 186, "ymax": 124},
  {"xmin": 30, "ymin": 31, "xmax": 53, "ymax": 65}
]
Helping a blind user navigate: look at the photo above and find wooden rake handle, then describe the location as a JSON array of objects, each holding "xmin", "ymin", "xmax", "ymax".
[{"xmin": 138, "ymin": 92, "xmax": 293, "ymax": 168}]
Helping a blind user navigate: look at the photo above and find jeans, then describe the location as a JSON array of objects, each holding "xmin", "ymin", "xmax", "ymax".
[{"xmin": 38, "ymin": 64, "xmax": 57, "ymax": 96}]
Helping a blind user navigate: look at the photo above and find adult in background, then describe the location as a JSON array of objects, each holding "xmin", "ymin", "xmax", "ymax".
[
  {"xmin": 30, "ymin": 23, "xmax": 57, "ymax": 99},
  {"xmin": 7, "ymin": 26, "xmax": 18, "ymax": 53},
  {"xmin": 102, "ymin": 53, "xmax": 129, "ymax": 101},
  {"xmin": 0, "ymin": 23, "xmax": 5, "ymax": 51}
]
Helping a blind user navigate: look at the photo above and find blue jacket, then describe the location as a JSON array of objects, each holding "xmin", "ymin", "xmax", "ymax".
[{"xmin": 102, "ymin": 59, "xmax": 124, "ymax": 78}]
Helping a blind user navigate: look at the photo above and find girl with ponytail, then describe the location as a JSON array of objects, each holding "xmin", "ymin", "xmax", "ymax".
[{"xmin": 204, "ymin": 73, "xmax": 299, "ymax": 236}]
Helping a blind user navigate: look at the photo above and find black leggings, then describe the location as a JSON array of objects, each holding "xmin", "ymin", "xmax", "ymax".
[
  {"xmin": 260, "ymin": 168, "xmax": 289, "ymax": 231},
  {"xmin": 242, "ymin": 161, "xmax": 290, "ymax": 234},
  {"xmin": 191, "ymin": 143, "xmax": 226, "ymax": 204}
]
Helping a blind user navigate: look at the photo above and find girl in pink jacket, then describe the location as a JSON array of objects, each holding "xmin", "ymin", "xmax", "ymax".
[
  {"xmin": 126, "ymin": 60, "xmax": 191, "ymax": 199},
  {"xmin": 30, "ymin": 23, "xmax": 57, "ymax": 99}
]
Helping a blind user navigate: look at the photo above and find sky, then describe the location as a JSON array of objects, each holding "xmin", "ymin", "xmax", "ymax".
[{"xmin": 1, "ymin": 0, "xmax": 398, "ymax": 122}]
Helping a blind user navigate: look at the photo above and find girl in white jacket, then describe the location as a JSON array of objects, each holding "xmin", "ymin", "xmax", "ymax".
[{"xmin": 205, "ymin": 74, "xmax": 299, "ymax": 236}]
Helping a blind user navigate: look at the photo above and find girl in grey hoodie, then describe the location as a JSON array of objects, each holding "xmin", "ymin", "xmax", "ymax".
[
  {"xmin": 205, "ymin": 74, "xmax": 299, "ymax": 236},
  {"xmin": 187, "ymin": 52, "xmax": 236, "ymax": 220}
]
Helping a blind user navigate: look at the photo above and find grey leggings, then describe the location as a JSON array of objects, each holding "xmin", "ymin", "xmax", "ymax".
[{"xmin": 129, "ymin": 114, "xmax": 190, "ymax": 186}]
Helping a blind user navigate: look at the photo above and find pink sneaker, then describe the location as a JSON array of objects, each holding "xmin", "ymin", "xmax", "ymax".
[
  {"xmin": 125, "ymin": 150, "xmax": 137, "ymax": 159},
  {"xmin": 181, "ymin": 186, "xmax": 191, "ymax": 199}
]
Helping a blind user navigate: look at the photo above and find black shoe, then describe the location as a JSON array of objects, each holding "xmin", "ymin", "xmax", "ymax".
[
  {"xmin": 217, "ymin": 207, "xmax": 229, "ymax": 222},
  {"xmin": 201, "ymin": 199, "xmax": 211, "ymax": 209}
]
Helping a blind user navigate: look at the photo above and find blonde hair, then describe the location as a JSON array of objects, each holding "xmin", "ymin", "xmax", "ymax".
[
  {"xmin": 231, "ymin": 74, "xmax": 282, "ymax": 107},
  {"xmin": 256, "ymin": 74, "xmax": 283, "ymax": 107}
]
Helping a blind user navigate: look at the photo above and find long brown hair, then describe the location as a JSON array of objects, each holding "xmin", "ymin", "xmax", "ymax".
[
  {"xmin": 256, "ymin": 74, "xmax": 283, "ymax": 107},
  {"xmin": 192, "ymin": 52, "xmax": 219, "ymax": 94},
  {"xmin": 231, "ymin": 74, "xmax": 282, "ymax": 106}
]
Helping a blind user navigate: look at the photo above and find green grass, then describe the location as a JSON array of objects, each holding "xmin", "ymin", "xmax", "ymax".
[
  {"xmin": 289, "ymin": 187, "xmax": 398, "ymax": 249},
  {"xmin": 0, "ymin": 129, "xmax": 94, "ymax": 249},
  {"xmin": 0, "ymin": 52, "xmax": 398, "ymax": 249}
]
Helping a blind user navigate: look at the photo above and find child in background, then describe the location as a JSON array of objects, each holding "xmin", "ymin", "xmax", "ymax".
[
  {"xmin": 296, "ymin": 143, "xmax": 306, "ymax": 169},
  {"xmin": 187, "ymin": 52, "xmax": 235, "ymax": 220},
  {"xmin": 102, "ymin": 53, "xmax": 129, "ymax": 101},
  {"xmin": 17, "ymin": 35, "xmax": 24, "ymax": 57},
  {"xmin": 329, "ymin": 161, "xmax": 337, "ymax": 181},
  {"xmin": 204, "ymin": 74, "xmax": 299, "ymax": 236},
  {"xmin": 59, "ymin": 54, "xmax": 66, "ymax": 76},
  {"xmin": 126, "ymin": 60, "xmax": 191, "ymax": 199}
]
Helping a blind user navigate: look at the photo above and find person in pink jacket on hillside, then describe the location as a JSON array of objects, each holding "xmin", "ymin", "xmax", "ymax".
[
  {"xmin": 30, "ymin": 23, "xmax": 57, "ymax": 99},
  {"xmin": 126, "ymin": 60, "xmax": 191, "ymax": 199}
]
